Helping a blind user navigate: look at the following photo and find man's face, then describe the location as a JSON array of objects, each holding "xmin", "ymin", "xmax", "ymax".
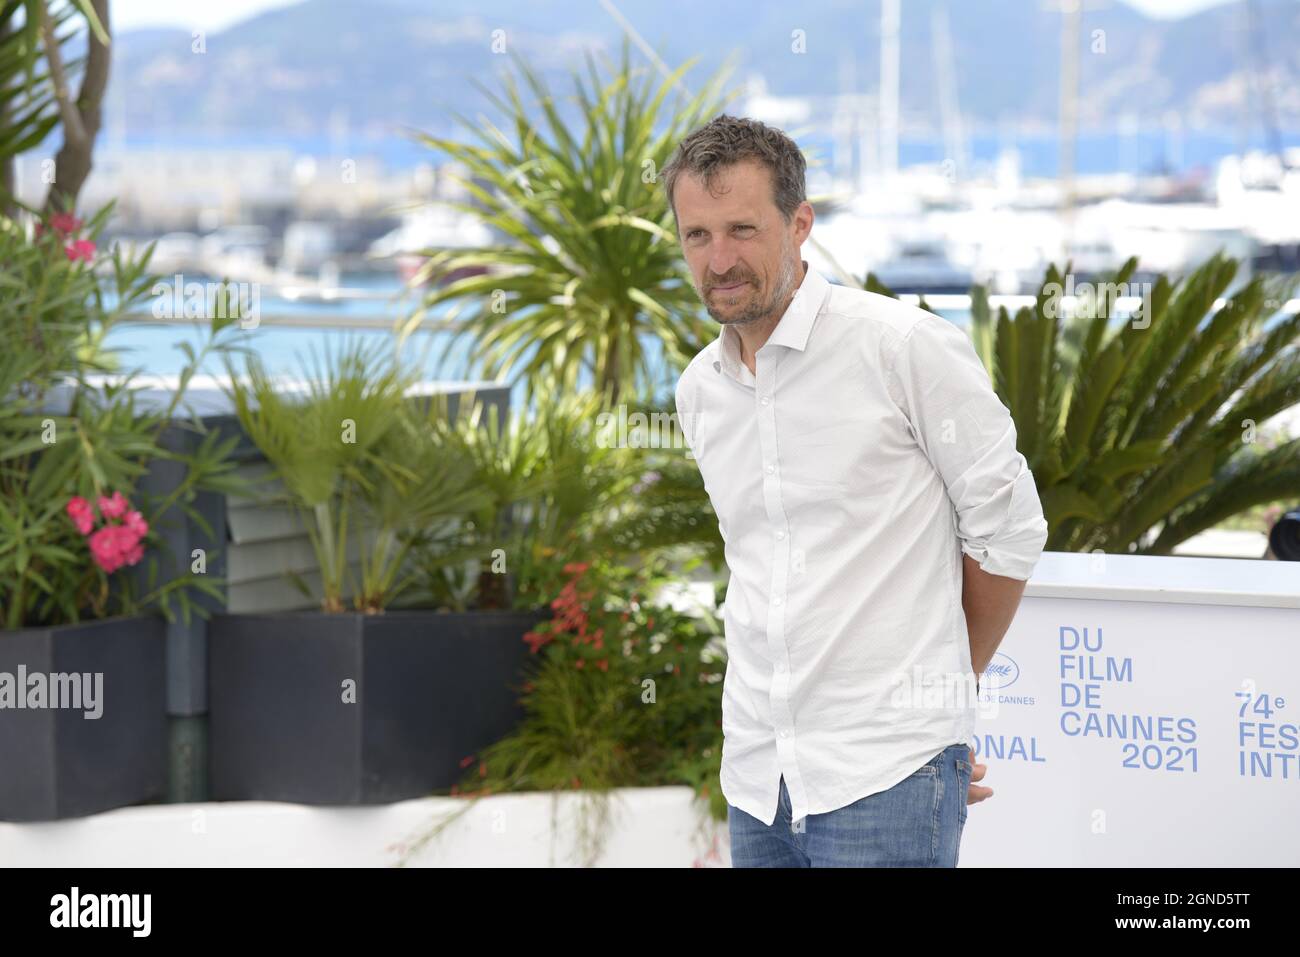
[{"xmin": 674, "ymin": 158, "xmax": 813, "ymax": 326}]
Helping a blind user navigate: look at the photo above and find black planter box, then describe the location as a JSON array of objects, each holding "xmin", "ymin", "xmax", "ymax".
[
  {"xmin": 0, "ymin": 616, "xmax": 167, "ymax": 822},
  {"xmin": 208, "ymin": 609, "xmax": 546, "ymax": 804}
]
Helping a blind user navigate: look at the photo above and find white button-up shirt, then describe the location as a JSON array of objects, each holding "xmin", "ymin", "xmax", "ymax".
[{"xmin": 674, "ymin": 261, "xmax": 1049, "ymax": 826}]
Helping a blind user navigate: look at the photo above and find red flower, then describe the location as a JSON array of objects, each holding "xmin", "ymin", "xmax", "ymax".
[
  {"xmin": 124, "ymin": 510, "xmax": 149, "ymax": 537},
  {"xmin": 574, "ymin": 658, "xmax": 584, "ymax": 669},
  {"xmin": 66, "ymin": 496, "xmax": 95, "ymax": 535},
  {"xmin": 459, "ymin": 755, "xmax": 475, "ymax": 769},
  {"xmin": 98, "ymin": 491, "xmax": 129, "ymax": 520},
  {"xmin": 36, "ymin": 213, "xmax": 82, "ymax": 241},
  {"xmin": 563, "ymin": 562, "xmax": 590, "ymax": 575},
  {"xmin": 66, "ymin": 491, "xmax": 148, "ymax": 573},
  {"xmin": 596, "ymin": 659, "xmax": 609, "ymax": 672},
  {"xmin": 87, "ymin": 523, "xmax": 146, "ymax": 574},
  {"xmin": 49, "ymin": 213, "xmax": 82, "ymax": 235},
  {"xmin": 86, "ymin": 526, "xmax": 123, "ymax": 573},
  {"xmin": 65, "ymin": 239, "xmax": 96, "ymax": 263}
]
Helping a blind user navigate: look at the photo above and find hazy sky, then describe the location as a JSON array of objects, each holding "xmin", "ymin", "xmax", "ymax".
[{"xmin": 113, "ymin": 0, "xmax": 1243, "ymax": 34}]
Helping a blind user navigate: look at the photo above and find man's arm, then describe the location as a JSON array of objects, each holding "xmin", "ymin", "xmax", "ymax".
[
  {"xmin": 885, "ymin": 311, "xmax": 1049, "ymax": 690},
  {"xmin": 962, "ymin": 553, "xmax": 1028, "ymax": 677}
]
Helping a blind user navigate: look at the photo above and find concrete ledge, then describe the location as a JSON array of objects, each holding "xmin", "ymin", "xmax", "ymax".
[{"xmin": 0, "ymin": 787, "xmax": 728, "ymax": 868}]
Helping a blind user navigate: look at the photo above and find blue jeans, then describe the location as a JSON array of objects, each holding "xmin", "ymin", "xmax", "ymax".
[{"xmin": 727, "ymin": 743, "xmax": 974, "ymax": 867}]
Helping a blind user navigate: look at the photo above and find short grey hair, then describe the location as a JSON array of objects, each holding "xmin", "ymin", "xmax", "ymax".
[{"xmin": 660, "ymin": 114, "xmax": 807, "ymax": 226}]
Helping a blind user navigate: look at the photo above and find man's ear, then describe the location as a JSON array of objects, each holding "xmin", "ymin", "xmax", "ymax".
[{"xmin": 797, "ymin": 201, "xmax": 815, "ymax": 243}]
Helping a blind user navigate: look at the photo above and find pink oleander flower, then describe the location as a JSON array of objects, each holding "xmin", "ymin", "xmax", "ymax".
[
  {"xmin": 35, "ymin": 213, "xmax": 83, "ymax": 241},
  {"xmin": 123, "ymin": 538, "xmax": 144, "ymax": 566},
  {"xmin": 97, "ymin": 491, "xmax": 129, "ymax": 520},
  {"xmin": 88, "ymin": 523, "xmax": 146, "ymax": 575},
  {"xmin": 124, "ymin": 509, "xmax": 148, "ymax": 537},
  {"xmin": 72, "ymin": 491, "xmax": 148, "ymax": 574},
  {"xmin": 66, "ymin": 496, "xmax": 96, "ymax": 535},
  {"xmin": 65, "ymin": 239, "xmax": 96, "ymax": 263},
  {"xmin": 49, "ymin": 213, "xmax": 83, "ymax": 235}
]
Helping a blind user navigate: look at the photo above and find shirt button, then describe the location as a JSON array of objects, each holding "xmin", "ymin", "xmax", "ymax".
[
  {"xmin": 760, "ymin": 395, "xmax": 771, "ymax": 405},
  {"xmin": 772, "ymin": 596, "xmax": 782, "ymax": 606},
  {"xmin": 775, "ymin": 530, "xmax": 786, "ymax": 540},
  {"xmin": 779, "ymin": 730, "xmax": 789, "ymax": 738},
  {"xmin": 765, "ymin": 464, "xmax": 775, "ymax": 474},
  {"xmin": 775, "ymin": 661, "xmax": 785, "ymax": 672}
]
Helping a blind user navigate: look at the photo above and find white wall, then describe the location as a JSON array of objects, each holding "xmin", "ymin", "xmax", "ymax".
[{"xmin": 0, "ymin": 787, "xmax": 729, "ymax": 868}]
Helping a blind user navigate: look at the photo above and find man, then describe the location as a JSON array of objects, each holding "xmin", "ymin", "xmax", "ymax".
[{"xmin": 663, "ymin": 115, "xmax": 1049, "ymax": 867}]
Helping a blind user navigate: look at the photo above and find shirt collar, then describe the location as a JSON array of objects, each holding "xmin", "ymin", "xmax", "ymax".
[{"xmin": 712, "ymin": 261, "xmax": 831, "ymax": 378}]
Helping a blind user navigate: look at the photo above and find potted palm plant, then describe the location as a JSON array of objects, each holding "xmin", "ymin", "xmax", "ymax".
[
  {"xmin": 408, "ymin": 388, "xmax": 648, "ymax": 611},
  {"xmin": 208, "ymin": 338, "xmax": 551, "ymax": 804},
  {"xmin": 400, "ymin": 40, "xmax": 731, "ymax": 404},
  {"xmin": 0, "ymin": 209, "xmax": 247, "ymax": 821}
]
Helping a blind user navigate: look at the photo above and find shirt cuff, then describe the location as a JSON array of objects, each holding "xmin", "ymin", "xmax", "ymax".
[{"xmin": 958, "ymin": 470, "xmax": 1048, "ymax": 581}]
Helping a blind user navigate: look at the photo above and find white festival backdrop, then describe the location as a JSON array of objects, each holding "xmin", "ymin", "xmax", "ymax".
[{"xmin": 960, "ymin": 553, "xmax": 1300, "ymax": 867}]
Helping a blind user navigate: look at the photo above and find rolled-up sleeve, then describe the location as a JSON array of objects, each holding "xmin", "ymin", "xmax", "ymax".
[{"xmin": 886, "ymin": 313, "xmax": 1049, "ymax": 581}]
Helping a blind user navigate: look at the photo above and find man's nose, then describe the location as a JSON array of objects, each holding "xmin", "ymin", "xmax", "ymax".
[{"xmin": 707, "ymin": 238, "xmax": 740, "ymax": 279}]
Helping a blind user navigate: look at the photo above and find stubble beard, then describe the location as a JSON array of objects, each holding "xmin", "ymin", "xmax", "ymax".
[{"xmin": 703, "ymin": 241, "xmax": 800, "ymax": 328}]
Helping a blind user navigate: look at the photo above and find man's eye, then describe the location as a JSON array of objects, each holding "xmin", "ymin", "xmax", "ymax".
[{"xmin": 686, "ymin": 230, "xmax": 705, "ymax": 240}]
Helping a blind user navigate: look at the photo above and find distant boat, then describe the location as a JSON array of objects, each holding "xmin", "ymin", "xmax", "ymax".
[
  {"xmin": 367, "ymin": 206, "xmax": 494, "ymax": 286},
  {"xmin": 869, "ymin": 238, "xmax": 974, "ymax": 295},
  {"xmin": 148, "ymin": 232, "xmax": 202, "ymax": 274},
  {"xmin": 280, "ymin": 221, "xmax": 338, "ymax": 274},
  {"xmin": 198, "ymin": 224, "xmax": 272, "ymax": 282}
]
